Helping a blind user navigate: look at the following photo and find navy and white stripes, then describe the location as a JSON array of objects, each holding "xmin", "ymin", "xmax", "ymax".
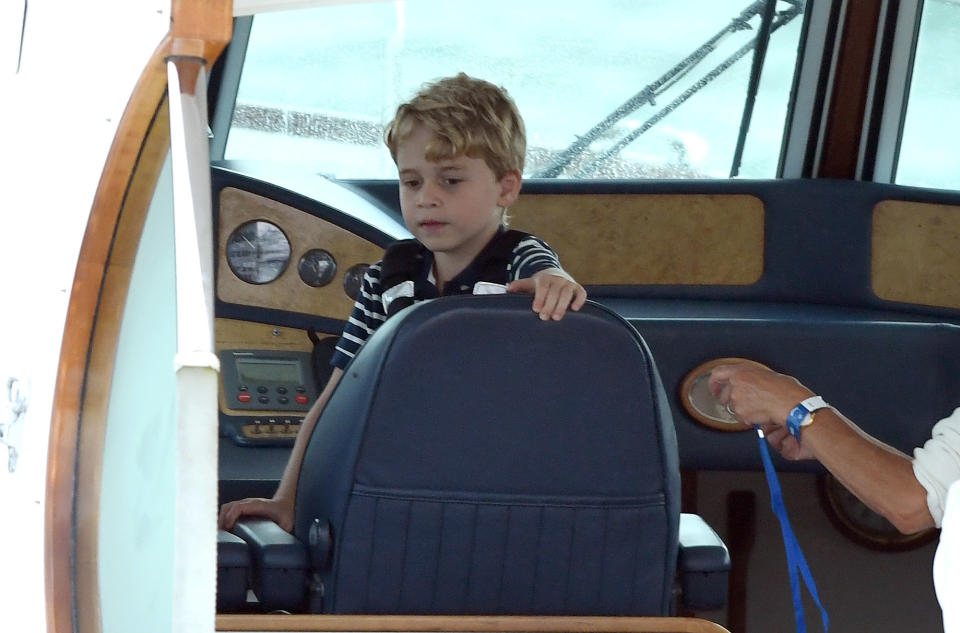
[
  {"xmin": 331, "ymin": 236, "xmax": 563, "ymax": 369},
  {"xmin": 510, "ymin": 236, "xmax": 562, "ymax": 280}
]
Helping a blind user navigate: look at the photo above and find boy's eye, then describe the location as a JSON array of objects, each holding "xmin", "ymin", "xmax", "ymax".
[
  {"xmin": 443, "ymin": 178, "xmax": 463, "ymax": 186},
  {"xmin": 401, "ymin": 179, "xmax": 421, "ymax": 188}
]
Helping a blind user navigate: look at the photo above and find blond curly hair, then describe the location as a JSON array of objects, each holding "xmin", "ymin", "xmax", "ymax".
[{"xmin": 384, "ymin": 73, "xmax": 526, "ymax": 179}]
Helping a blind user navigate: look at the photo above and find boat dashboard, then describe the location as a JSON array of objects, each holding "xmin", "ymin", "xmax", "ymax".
[{"xmin": 212, "ymin": 162, "xmax": 960, "ymax": 507}]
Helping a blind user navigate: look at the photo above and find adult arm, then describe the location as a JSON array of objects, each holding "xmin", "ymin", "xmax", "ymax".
[
  {"xmin": 218, "ymin": 367, "xmax": 343, "ymax": 532},
  {"xmin": 709, "ymin": 363, "xmax": 935, "ymax": 534}
]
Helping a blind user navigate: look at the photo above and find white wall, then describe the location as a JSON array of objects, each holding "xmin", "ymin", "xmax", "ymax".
[
  {"xmin": 98, "ymin": 157, "xmax": 178, "ymax": 633},
  {"xmin": 0, "ymin": 3, "xmax": 168, "ymax": 632}
]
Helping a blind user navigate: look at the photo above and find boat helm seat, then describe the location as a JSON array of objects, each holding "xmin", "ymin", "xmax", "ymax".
[{"xmin": 228, "ymin": 295, "xmax": 729, "ymax": 615}]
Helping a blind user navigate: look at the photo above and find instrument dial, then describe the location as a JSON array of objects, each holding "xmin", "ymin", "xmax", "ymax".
[
  {"xmin": 343, "ymin": 263, "xmax": 370, "ymax": 301},
  {"xmin": 298, "ymin": 249, "xmax": 337, "ymax": 287},
  {"xmin": 225, "ymin": 220, "xmax": 291, "ymax": 284}
]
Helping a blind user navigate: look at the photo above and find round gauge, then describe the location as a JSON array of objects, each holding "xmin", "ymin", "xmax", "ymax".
[
  {"xmin": 225, "ymin": 220, "xmax": 291, "ymax": 284},
  {"xmin": 679, "ymin": 357, "xmax": 769, "ymax": 432},
  {"xmin": 819, "ymin": 473, "xmax": 939, "ymax": 551},
  {"xmin": 298, "ymin": 249, "xmax": 337, "ymax": 287},
  {"xmin": 343, "ymin": 263, "xmax": 370, "ymax": 301}
]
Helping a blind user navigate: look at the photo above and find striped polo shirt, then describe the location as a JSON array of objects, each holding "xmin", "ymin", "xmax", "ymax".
[{"xmin": 331, "ymin": 233, "xmax": 564, "ymax": 369}]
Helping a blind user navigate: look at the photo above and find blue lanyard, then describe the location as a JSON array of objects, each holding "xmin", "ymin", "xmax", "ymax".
[{"xmin": 756, "ymin": 426, "xmax": 830, "ymax": 633}]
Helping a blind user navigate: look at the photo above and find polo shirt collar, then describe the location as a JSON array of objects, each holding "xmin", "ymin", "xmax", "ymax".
[{"xmin": 419, "ymin": 226, "xmax": 508, "ymax": 296}]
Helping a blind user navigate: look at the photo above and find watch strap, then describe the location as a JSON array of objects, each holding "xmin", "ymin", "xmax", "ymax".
[{"xmin": 786, "ymin": 395, "xmax": 829, "ymax": 438}]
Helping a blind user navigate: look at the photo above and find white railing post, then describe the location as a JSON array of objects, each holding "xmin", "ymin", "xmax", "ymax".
[{"xmin": 167, "ymin": 55, "xmax": 219, "ymax": 633}]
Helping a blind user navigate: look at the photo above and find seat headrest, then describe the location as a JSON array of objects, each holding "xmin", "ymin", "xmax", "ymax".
[{"xmin": 346, "ymin": 295, "xmax": 674, "ymax": 498}]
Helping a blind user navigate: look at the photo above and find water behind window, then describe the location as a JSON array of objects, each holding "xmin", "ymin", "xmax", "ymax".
[
  {"xmin": 226, "ymin": 0, "xmax": 805, "ymax": 180},
  {"xmin": 896, "ymin": 0, "xmax": 960, "ymax": 190}
]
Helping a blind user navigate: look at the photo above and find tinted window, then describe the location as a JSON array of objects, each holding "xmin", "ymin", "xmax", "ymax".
[
  {"xmin": 226, "ymin": 0, "xmax": 806, "ymax": 180},
  {"xmin": 896, "ymin": 0, "xmax": 960, "ymax": 189}
]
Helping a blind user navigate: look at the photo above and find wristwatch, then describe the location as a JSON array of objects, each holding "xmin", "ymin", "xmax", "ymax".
[{"xmin": 786, "ymin": 395, "xmax": 829, "ymax": 439}]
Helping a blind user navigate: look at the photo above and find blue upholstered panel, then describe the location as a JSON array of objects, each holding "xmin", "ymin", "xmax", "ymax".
[
  {"xmin": 333, "ymin": 493, "xmax": 671, "ymax": 615},
  {"xmin": 354, "ymin": 302, "xmax": 666, "ymax": 497},
  {"xmin": 295, "ymin": 296, "xmax": 680, "ymax": 615}
]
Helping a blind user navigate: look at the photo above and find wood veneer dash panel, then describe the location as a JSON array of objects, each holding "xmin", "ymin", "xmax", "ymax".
[
  {"xmin": 872, "ymin": 200, "xmax": 960, "ymax": 309},
  {"xmin": 509, "ymin": 194, "xmax": 764, "ymax": 285},
  {"xmin": 217, "ymin": 188, "xmax": 383, "ymax": 319}
]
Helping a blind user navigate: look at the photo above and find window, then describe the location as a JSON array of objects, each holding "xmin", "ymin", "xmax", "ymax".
[
  {"xmin": 225, "ymin": 0, "xmax": 806, "ymax": 180},
  {"xmin": 895, "ymin": 0, "xmax": 960, "ymax": 189}
]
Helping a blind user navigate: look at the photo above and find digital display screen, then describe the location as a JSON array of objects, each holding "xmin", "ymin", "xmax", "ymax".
[{"xmin": 237, "ymin": 358, "xmax": 303, "ymax": 384}]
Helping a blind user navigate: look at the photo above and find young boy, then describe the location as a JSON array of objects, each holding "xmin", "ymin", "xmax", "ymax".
[{"xmin": 219, "ymin": 73, "xmax": 586, "ymax": 532}]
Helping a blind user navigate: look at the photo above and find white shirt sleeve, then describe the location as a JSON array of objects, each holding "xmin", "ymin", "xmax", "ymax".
[
  {"xmin": 935, "ymin": 480, "xmax": 960, "ymax": 632},
  {"xmin": 913, "ymin": 407, "xmax": 960, "ymax": 528},
  {"xmin": 933, "ymin": 481, "xmax": 960, "ymax": 633}
]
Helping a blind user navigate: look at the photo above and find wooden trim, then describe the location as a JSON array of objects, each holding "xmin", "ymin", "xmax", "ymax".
[
  {"xmin": 817, "ymin": 0, "xmax": 883, "ymax": 178},
  {"xmin": 45, "ymin": 3, "xmax": 232, "ymax": 633},
  {"xmin": 216, "ymin": 318, "xmax": 317, "ymax": 353},
  {"xmin": 215, "ymin": 614, "xmax": 731, "ymax": 633},
  {"xmin": 45, "ymin": 37, "xmax": 172, "ymax": 633}
]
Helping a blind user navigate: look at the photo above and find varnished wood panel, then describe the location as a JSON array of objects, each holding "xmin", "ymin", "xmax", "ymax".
[
  {"xmin": 216, "ymin": 318, "xmax": 316, "ymax": 353},
  {"xmin": 217, "ymin": 188, "xmax": 383, "ymax": 319},
  {"xmin": 872, "ymin": 200, "xmax": 960, "ymax": 309},
  {"xmin": 509, "ymin": 194, "xmax": 764, "ymax": 285},
  {"xmin": 216, "ymin": 614, "xmax": 731, "ymax": 633},
  {"xmin": 47, "ymin": 4, "xmax": 232, "ymax": 633}
]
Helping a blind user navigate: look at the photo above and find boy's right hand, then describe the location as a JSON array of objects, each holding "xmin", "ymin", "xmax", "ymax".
[
  {"xmin": 508, "ymin": 270, "xmax": 587, "ymax": 321},
  {"xmin": 218, "ymin": 496, "xmax": 295, "ymax": 533}
]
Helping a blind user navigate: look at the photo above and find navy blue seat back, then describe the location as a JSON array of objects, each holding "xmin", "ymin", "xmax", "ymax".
[{"xmin": 295, "ymin": 295, "xmax": 680, "ymax": 615}]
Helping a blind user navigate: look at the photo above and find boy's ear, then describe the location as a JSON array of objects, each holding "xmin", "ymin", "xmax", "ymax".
[{"xmin": 497, "ymin": 170, "xmax": 523, "ymax": 207}]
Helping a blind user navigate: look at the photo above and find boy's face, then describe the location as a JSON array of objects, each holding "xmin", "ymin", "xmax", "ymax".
[{"xmin": 396, "ymin": 123, "xmax": 521, "ymax": 266}]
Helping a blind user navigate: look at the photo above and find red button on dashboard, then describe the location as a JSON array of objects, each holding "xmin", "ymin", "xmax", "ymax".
[
  {"xmin": 295, "ymin": 394, "xmax": 309, "ymax": 405},
  {"xmin": 237, "ymin": 392, "xmax": 252, "ymax": 403}
]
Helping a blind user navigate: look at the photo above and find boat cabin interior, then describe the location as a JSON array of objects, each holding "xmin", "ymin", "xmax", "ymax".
[{"xmin": 45, "ymin": 1, "xmax": 960, "ymax": 632}]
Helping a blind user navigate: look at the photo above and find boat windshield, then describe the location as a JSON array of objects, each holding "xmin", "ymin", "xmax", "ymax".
[{"xmin": 223, "ymin": 0, "xmax": 807, "ymax": 180}]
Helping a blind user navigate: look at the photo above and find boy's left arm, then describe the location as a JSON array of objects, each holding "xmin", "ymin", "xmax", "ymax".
[{"xmin": 508, "ymin": 268, "xmax": 587, "ymax": 321}]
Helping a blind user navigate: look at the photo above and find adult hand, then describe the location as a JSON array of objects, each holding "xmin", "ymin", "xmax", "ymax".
[
  {"xmin": 508, "ymin": 270, "xmax": 587, "ymax": 321},
  {"xmin": 708, "ymin": 362, "xmax": 814, "ymax": 432},
  {"xmin": 759, "ymin": 421, "xmax": 816, "ymax": 461},
  {"xmin": 218, "ymin": 495, "xmax": 295, "ymax": 533}
]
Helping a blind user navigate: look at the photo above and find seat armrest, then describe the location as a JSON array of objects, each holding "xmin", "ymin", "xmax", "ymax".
[
  {"xmin": 216, "ymin": 529, "xmax": 250, "ymax": 612},
  {"xmin": 232, "ymin": 518, "xmax": 310, "ymax": 612},
  {"xmin": 677, "ymin": 513, "xmax": 730, "ymax": 611}
]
